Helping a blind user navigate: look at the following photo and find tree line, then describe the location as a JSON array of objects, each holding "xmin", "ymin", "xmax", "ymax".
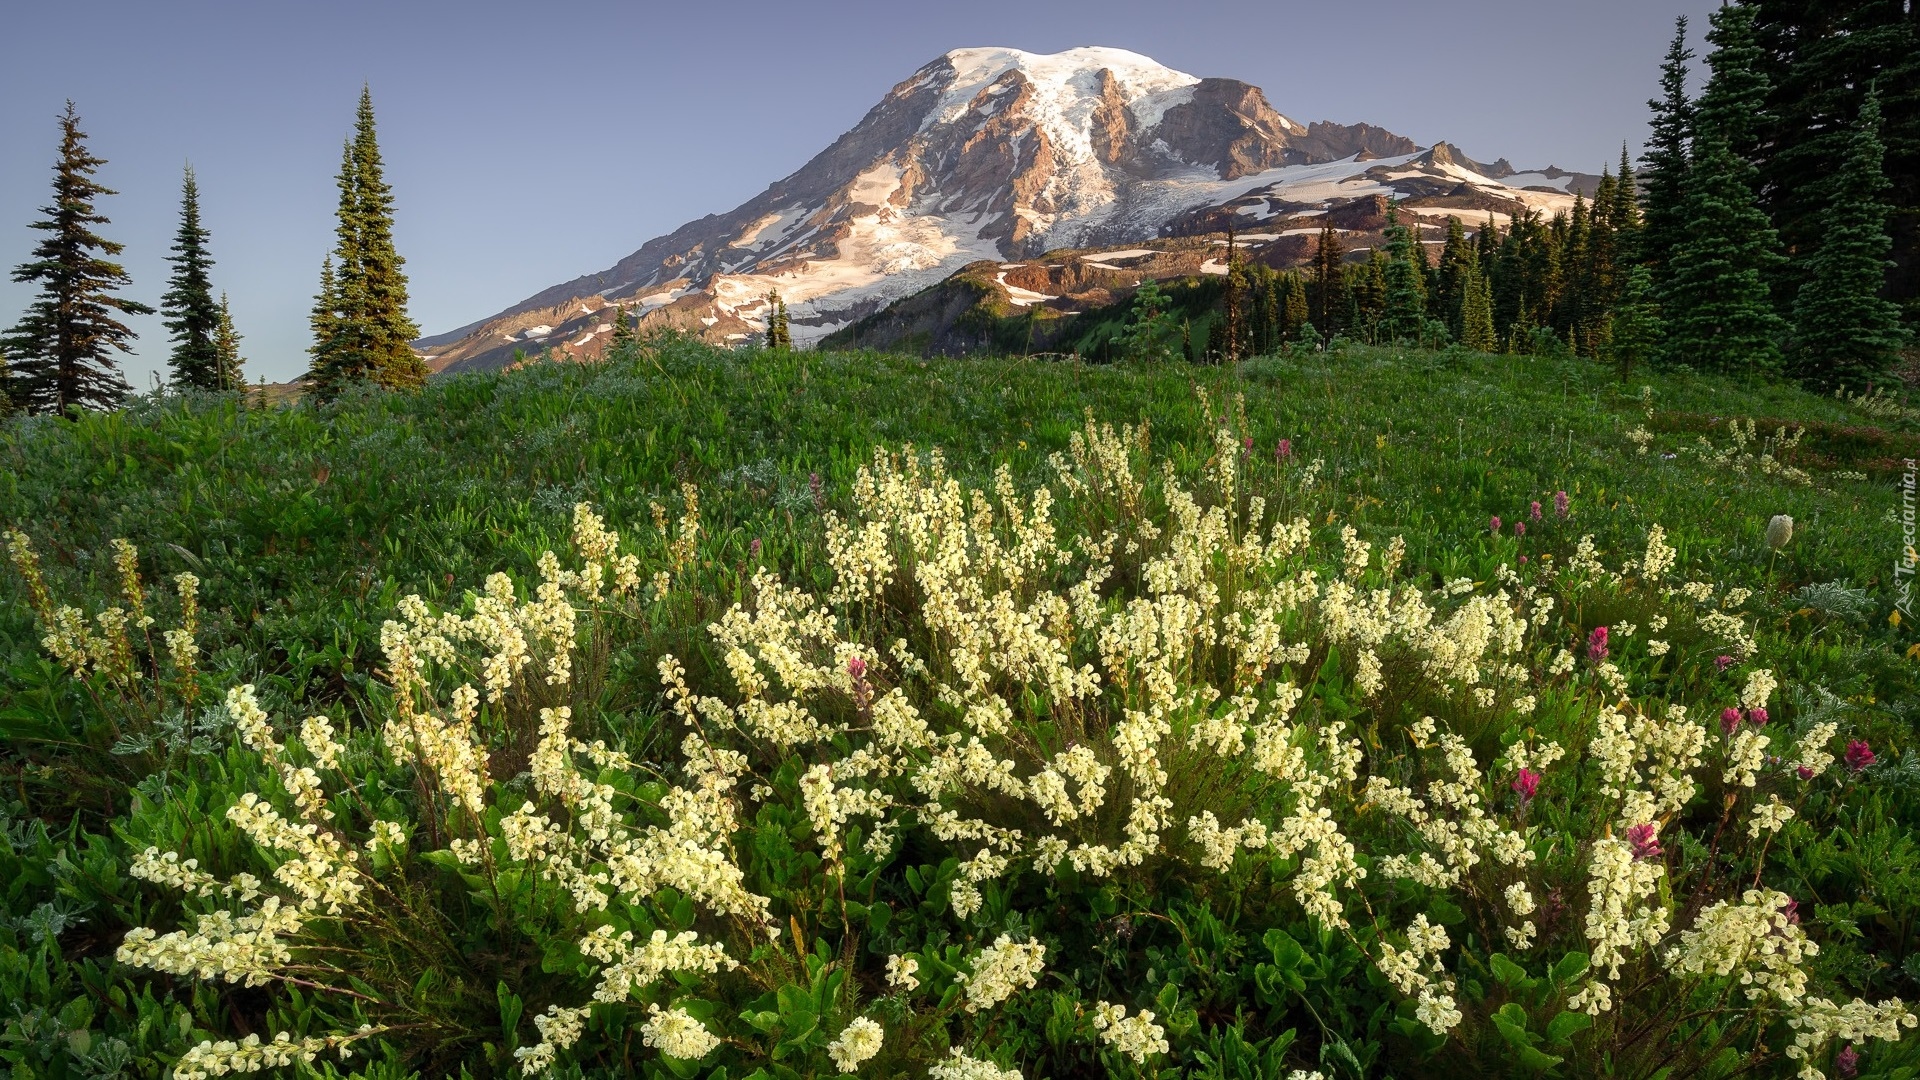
[
  {"xmin": 1175, "ymin": 0, "xmax": 1914, "ymax": 388},
  {"xmin": 0, "ymin": 89, "xmax": 416, "ymax": 416}
]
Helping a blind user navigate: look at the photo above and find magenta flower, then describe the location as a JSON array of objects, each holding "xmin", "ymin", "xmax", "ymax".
[
  {"xmin": 1490, "ymin": 515, "xmax": 1502, "ymax": 534},
  {"xmin": 1554, "ymin": 490, "xmax": 1570, "ymax": 517},
  {"xmin": 1797, "ymin": 765, "xmax": 1816, "ymax": 780},
  {"xmin": 1242, "ymin": 435, "xmax": 1253, "ymax": 456},
  {"xmin": 1721, "ymin": 707, "xmax": 1743, "ymax": 735},
  {"xmin": 1276, "ymin": 439, "xmax": 1293, "ymax": 462},
  {"xmin": 750, "ymin": 537, "xmax": 763, "ymax": 559},
  {"xmin": 1530, "ymin": 500, "xmax": 1543, "ymax": 521},
  {"xmin": 1519, "ymin": 555, "xmax": 1528, "ymax": 564},
  {"xmin": 1515, "ymin": 521, "xmax": 1526, "ymax": 538},
  {"xmin": 1747, "ymin": 707, "xmax": 1769, "ymax": 726},
  {"xmin": 1836, "ymin": 1044, "xmax": 1860, "ymax": 1079},
  {"xmin": 1782, "ymin": 899, "xmax": 1801, "ymax": 924},
  {"xmin": 1625, "ymin": 823, "xmax": 1663, "ymax": 861},
  {"xmin": 1512, "ymin": 768, "xmax": 1542, "ymax": 801},
  {"xmin": 1715, "ymin": 655, "xmax": 1735, "ymax": 673},
  {"xmin": 847, "ymin": 655, "xmax": 867, "ymax": 680},
  {"xmin": 1845, "ymin": 740, "xmax": 1876, "ymax": 773},
  {"xmin": 1587, "ymin": 626, "xmax": 1610, "ymax": 661}
]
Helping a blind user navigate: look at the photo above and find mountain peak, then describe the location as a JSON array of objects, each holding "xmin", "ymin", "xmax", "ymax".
[{"xmin": 416, "ymin": 48, "xmax": 1593, "ymax": 370}]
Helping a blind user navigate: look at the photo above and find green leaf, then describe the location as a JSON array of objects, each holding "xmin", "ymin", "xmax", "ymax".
[
  {"xmin": 1490, "ymin": 953, "xmax": 1536, "ymax": 991},
  {"xmin": 495, "ymin": 982, "xmax": 523, "ymax": 1048},
  {"xmin": 1549, "ymin": 951, "xmax": 1589, "ymax": 986},
  {"xmin": 1546, "ymin": 1010, "xmax": 1593, "ymax": 1046}
]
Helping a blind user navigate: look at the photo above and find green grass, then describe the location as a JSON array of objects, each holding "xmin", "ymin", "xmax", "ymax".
[
  {"xmin": 4, "ymin": 335, "xmax": 1919, "ymax": 1080},
  {"xmin": 4, "ymin": 337, "xmax": 1912, "ymax": 713}
]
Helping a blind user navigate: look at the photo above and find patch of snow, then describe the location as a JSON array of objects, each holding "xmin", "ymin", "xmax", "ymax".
[
  {"xmin": 995, "ymin": 271, "xmax": 1058, "ymax": 306},
  {"xmin": 1092, "ymin": 249, "xmax": 1159, "ymax": 261},
  {"xmin": 1084, "ymin": 261, "xmax": 1126, "ymax": 270},
  {"xmin": 848, "ymin": 162, "xmax": 903, "ymax": 208},
  {"xmin": 1200, "ymin": 259, "xmax": 1229, "ymax": 275},
  {"xmin": 734, "ymin": 204, "xmax": 811, "ymax": 248},
  {"xmin": 523, "ymin": 324, "xmax": 554, "ymax": 339},
  {"xmin": 1000, "ymin": 263, "xmax": 1026, "ymax": 269},
  {"xmin": 700, "ymin": 316, "xmax": 719, "ymax": 327}
]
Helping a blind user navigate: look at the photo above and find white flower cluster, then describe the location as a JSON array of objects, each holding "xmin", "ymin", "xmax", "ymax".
[
  {"xmin": 640, "ymin": 1005, "xmax": 722, "ymax": 1060},
  {"xmin": 827, "ymin": 1016, "xmax": 884, "ymax": 1072},
  {"xmin": 928, "ymin": 1047, "xmax": 1024, "ymax": 1080},
  {"xmin": 1091, "ymin": 1001, "xmax": 1169, "ymax": 1063},
  {"xmin": 958, "ymin": 935, "xmax": 1048, "ymax": 1013}
]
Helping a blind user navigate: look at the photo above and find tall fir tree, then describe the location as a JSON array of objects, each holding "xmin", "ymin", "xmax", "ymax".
[
  {"xmin": 213, "ymin": 293, "xmax": 244, "ymax": 391},
  {"xmin": 1281, "ymin": 272, "xmax": 1309, "ymax": 341},
  {"xmin": 1695, "ymin": 4, "xmax": 1773, "ymax": 163},
  {"xmin": 1221, "ymin": 224, "xmax": 1243, "ymax": 361},
  {"xmin": 1789, "ymin": 91, "xmax": 1910, "ymax": 388},
  {"xmin": 607, "ymin": 305, "xmax": 636, "ymax": 354},
  {"xmin": 765, "ymin": 291, "xmax": 792, "ymax": 350},
  {"xmin": 1639, "ymin": 17, "xmax": 1695, "ymax": 292},
  {"xmin": 1435, "ymin": 215, "xmax": 1474, "ymax": 335},
  {"xmin": 1745, "ymin": 0, "xmax": 1919, "ymax": 313},
  {"xmin": 1664, "ymin": 6, "xmax": 1790, "ymax": 372},
  {"xmin": 0, "ymin": 102, "xmax": 153, "ymax": 415},
  {"xmin": 161, "ymin": 165, "xmax": 223, "ymax": 390},
  {"xmin": 1310, "ymin": 222, "xmax": 1346, "ymax": 335},
  {"xmin": 1379, "ymin": 204, "xmax": 1426, "ymax": 343},
  {"xmin": 1460, "ymin": 264, "xmax": 1496, "ymax": 353},
  {"xmin": 1609, "ymin": 264, "xmax": 1664, "ymax": 379},
  {"xmin": 306, "ymin": 88, "xmax": 422, "ymax": 396},
  {"xmin": 1662, "ymin": 130, "xmax": 1789, "ymax": 371}
]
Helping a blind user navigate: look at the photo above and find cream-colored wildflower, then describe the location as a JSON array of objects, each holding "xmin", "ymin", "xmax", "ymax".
[
  {"xmin": 958, "ymin": 935, "xmax": 1046, "ymax": 1013},
  {"xmin": 1091, "ymin": 1002, "xmax": 1169, "ymax": 1063},
  {"xmin": 886, "ymin": 953, "xmax": 920, "ymax": 991},
  {"xmin": 640, "ymin": 1005, "xmax": 721, "ymax": 1060},
  {"xmin": 827, "ymin": 1016, "xmax": 884, "ymax": 1072}
]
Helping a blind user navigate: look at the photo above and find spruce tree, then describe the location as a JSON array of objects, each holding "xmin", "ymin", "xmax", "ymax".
[
  {"xmin": 213, "ymin": 294, "xmax": 244, "ymax": 391},
  {"xmin": 1790, "ymin": 92, "xmax": 1910, "ymax": 389},
  {"xmin": 1610, "ymin": 264, "xmax": 1664, "ymax": 379},
  {"xmin": 1282, "ymin": 272, "xmax": 1309, "ymax": 340},
  {"xmin": 1310, "ymin": 223, "xmax": 1346, "ymax": 335},
  {"xmin": 766, "ymin": 291, "xmax": 792, "ymax": 350},
  {"xmin": 161, "ymin": 165, "xmax": 223, "ymax": 390},
  {"xmin": 0, "ymin": 102, "xmax": 153, "ymax": 415},
  {"xmin": 1379, "ymin": 204, "xmax": 1425, "ymax": 343},
  {"xmin": 1662, "ymin": 131, "xmax": 1789, "ymax": 371},
  {"xmin": 349, "ymin": 88, "xmax": 422, "ymax": 388},
  {"xmin": 308, "ymin": 256, "xmax": 338, "ymax": 379},
  {"xmin": 306, "ymin": 88, "xmax": 422, "ymax": 395},
  {"xmin": 1435, "ymin": 216, "xmax": 1474, "ymax": 333},
  {"xmin": 1639, "ymin": 18, "xmax": 1695, "ymax": 290},
  {"xmin": 1222, "ymin": 225, "xmax": 1243, "ymax": 361},
  {"xmin": 607, "ymin": 305, "xmax": 635, "ymax": 354},
  {"xmin": 1460, "ymin": 263, "xmax": 1496, "ymax": 352}
]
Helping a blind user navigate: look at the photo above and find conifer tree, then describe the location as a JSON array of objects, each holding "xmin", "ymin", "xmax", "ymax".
[
  {"xmin": 1282, "ymin": 272, "xmax": 1309, "ymax": 341},
  {"xmin": 1435, "ymin": 216, "xmax": 1474, "ymax": 334},
  {"xmin": 1310, "ymin": 223, "xmax": 1346, "ymax": 335},
  {"xmin": 1609, "ymin": 264, "xmax": 1664, "ymax": 379},
  {"xmin": 1695, "ymin": 4, "xmax": 1772, "ymax": 164},
  {"xmin": 1379, "ymin": 204, "xmax": 1425, "ymax": 343},
  {"xmin": 306, "ymin": 88, "xmax": 422, "ymax": 396},
  {"xmin": 1664, "ymin": 7, "xmax": 1789, "ymax": 373},
  {"xmin": 213, "ymin": 294, "xmax": 244, "ymax": 391},
  {"xmin": 1639, "ymin": 18, "xmax": 1695, "ymax": 289},
  {"xmin": 1790, "ymin": 92, "xmax": 1910, "ymax": 389},
  {"xmin": 607, "ymin": 305, "xmax": 635, "ymax": 354},
  {"xmin": 1460, "ymin": 264, "xmax": 1496, "ymax": 352},
  {"xmin": 1663, "ymin": 130, "xmax": 1788, "ymax": 371},
  {"xmin": 0, "ymin": 102, "xmax": 153, "ymax": 415},
  {"xmin": 1222, "ymin": 225, "xmax": 1243, "ymax": 361},
  {"xmin": 161, "ymin": 165, "xmax": 223, "ymax": 390},
  {"xmin": 765, "ymin": 291, "xmax": 792, "ymax": 350}
]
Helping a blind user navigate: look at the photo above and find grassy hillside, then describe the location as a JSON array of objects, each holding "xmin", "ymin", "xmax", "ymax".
[{"xmin": 4, "ymin": 337, "xmax": 1920, "ymax": 1080}]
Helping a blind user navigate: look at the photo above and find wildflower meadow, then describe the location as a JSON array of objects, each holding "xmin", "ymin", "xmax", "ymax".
[{"xmin": 3, "ymin": 336, "xmax": 1919, "ymax": 1080}]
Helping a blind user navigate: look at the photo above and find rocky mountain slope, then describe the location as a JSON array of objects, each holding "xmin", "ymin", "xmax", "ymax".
[{"xmin": 418, "ymin": 47, "xmax": 1597, "ymax": 373}]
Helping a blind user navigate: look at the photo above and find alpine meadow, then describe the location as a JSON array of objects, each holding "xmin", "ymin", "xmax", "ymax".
[{"xmin": 4, "ymin": 5, "xmax": 1920, "ymax": 1080}]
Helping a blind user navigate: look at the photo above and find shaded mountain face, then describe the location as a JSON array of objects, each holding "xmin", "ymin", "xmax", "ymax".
[{"xmin": 418, "ymin": 47, "xmax": 1595, "ymax": 374}]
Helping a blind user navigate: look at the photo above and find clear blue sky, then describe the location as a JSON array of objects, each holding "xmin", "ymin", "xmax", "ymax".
[{"xmin": 0, "ymin": 0, "xmax": 1721, "ymax": 386}]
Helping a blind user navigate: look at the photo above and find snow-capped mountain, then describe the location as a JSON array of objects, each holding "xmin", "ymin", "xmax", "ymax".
[{"xmin": 418, "ymin": 47, "xmax": 1595, "ymax": 372}]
